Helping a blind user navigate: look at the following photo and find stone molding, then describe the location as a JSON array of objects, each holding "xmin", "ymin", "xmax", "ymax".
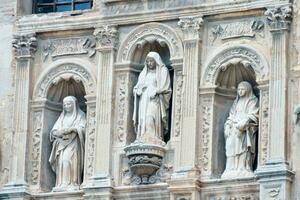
[
  {"xmin": 265, "ymin": 5, "xmax": 292, "ymax": 31},
  {"xmin": 94, "ymin": 25, "xmax": 118, "ymax": 49},
  {"xmin": 12, "ymin": 33, "xmax": 37, "ymax": 58},
  {"xmin": 178, "ymin": 16, "xmax": 203, "ymax": 39},
  {"xmin": 202, "ymin": 45, "xmax": 269, "ymax": 86},
  {"xmin": 117, "ymin": 22, "xmax": 183, "ymax": 63},
  {"xmin": 33, "ymin": 60, "xmax": 96, "ymax": 99}
]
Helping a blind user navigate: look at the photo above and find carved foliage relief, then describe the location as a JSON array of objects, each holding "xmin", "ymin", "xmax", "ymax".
[
  {"xmin": 259, "ymin": 89, "xmax": 269, "ymax": 165},
  {"xmin": 199, "ymin": 97, "xmax": 212, "ymax": 172},
  {"xmin": 115, "ymin": 73, "xmax": 127, "ymax": 143},
  {"xmin": 31, "ymin": 111, "xmax": 43, "ymax": 185},
  {"xmin": 173, "ymin": 71, "xmax": 183, "ymax": 137},
  {"xmin": 85, "ymin": 107, "xmax": 96, "ymax": 178}
]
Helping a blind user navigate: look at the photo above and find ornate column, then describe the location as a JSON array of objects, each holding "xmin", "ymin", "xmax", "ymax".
[
  {"xmin": 255, "ymin": 5, "xmax": 294, "ymax": 200},
  {"xmin": 168, "ymin": 16, "xmax": 202, "ymax": 200},
  {"xmin": 83, "ymin": 25, "xmax": 117, "ymax": 199},
  {"xmin": 0, "ymin": 33, "xmax": 37, "ymax": 196}
]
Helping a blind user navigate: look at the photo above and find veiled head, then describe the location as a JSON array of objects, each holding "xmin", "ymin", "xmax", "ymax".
[
  {"xmin": 237, "ymin": 81, "xmax": 254, "ymax": 98},
  {"xmin": 145, "ymin": 52, "xmax": 165, "ymax": 70},
  {"xmin": 63, "ymin": 96, "xmax": 77, "ymax": 114}
]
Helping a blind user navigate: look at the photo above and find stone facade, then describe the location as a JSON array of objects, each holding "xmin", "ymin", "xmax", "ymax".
[{"xmin": 1, "ymin": 0, "xmax": 300, "ymax": 199}]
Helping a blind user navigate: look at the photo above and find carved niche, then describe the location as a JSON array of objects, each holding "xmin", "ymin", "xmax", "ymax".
[
  {"xmin": 117, "ymin": 22, "xmax": 183, "ymax": 62},
  {"xmin": 203, "ymin": 46, "xmax": 269, "ymax": 86},
  {"xmin": 34, "ymin": 63, "xmax": 95, "ymax": 99}
]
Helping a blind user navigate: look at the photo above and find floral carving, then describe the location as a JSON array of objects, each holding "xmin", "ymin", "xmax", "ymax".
[
  {"xmin": 94, "ymin": 25, "xmax": 118, "ymax": 48},
  {"xmin": 265, "ymin": 6, "xmax": 292, "ymax": 30},
  {"xmin": 174, "ymin": 71, "xmax": 183, "ymax": 137},
  {"xmin": 116, "ymin": 74, "xmax": 127, "ymax": 142},
  {"xmin": 260, "ymin": 89, "xmax": 269, "ymax": 165},
  {"xmin": 12, "ymin": 33, "xmax": 37, "ymax": 57},
  {"xmin": 178, "ymin": 16, "xmax": 203, "ymax": 36},
  {"xmin": 86, "ymin": 109, "xmax": 96, "ymax": 178},
  {"xmin": 31, "ymin": 111, "xmax": 42, "ymax": 185},
  {"xmin": 199, "ymin": 99, "xmax": 211, "ymax": 172}
]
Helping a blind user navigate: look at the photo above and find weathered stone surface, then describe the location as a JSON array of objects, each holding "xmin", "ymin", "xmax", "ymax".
[{"xmin": 1, "ymin": 0, "xmax": 300, "ymax": 199}]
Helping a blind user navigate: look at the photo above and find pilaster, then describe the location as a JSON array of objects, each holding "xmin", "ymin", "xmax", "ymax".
[
  {"xmin": 0, "ymin": 33, "xmax": 37, "ymax": 198},
  {"xmin": 83, "ymin": 25, "xmax": 118, "ymax": 200},
  {"xmin": 168, "ymin": 16, "xmax": 203, "ymax": 200},
  {"xmin": 255, "ymin": 5, "xmax": 294, "ymax": 200}
]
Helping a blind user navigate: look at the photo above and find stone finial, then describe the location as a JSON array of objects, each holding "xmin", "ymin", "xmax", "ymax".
[
  {"xmin": 265, "ymin": 5, "xmax": 292, "ymax": 31},
  {"xmin": 178, "ymin": 16, "xmax": 203, "ymax": 39},
  {"xmin": 12, "ymin": 33, "xmax": 37, "ymax": 58},
  {"xmin": 93, "ymin": 25, "xmax": 118, "ymax": 49}
]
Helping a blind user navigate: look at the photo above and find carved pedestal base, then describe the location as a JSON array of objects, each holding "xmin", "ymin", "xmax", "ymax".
[
  {"xmin": 124, "ymin": 141, "xmax": 166, "ymax": 185},
  {"xmin": 255, "ymin": 162, "xmax": 294, "ymax": 200},
  {"xmin": 0, "ymin": 183, "xmax": 30, "ymax": 200}
]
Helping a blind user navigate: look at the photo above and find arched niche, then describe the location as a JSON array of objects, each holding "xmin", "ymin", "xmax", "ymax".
[
  {"xmin": 199, "ymin": 45, "xmax": 270, "ymax": 178},
  {"xmin": 30, "ymin": 60, "xmax": 96, "ymax": 191},
  {"xmin": 115, "ymin": 22, "xmax": 183, "ymax": 145}
]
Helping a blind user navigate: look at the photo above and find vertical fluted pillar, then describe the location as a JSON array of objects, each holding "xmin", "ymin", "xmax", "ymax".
[
  {"xmin": 256, "ymin": 5, "xmax": 294, "ymax": 200},
  {"xmin": 83, "ymin": 25, "xmax": 117, "ymax": 200},
  {"xmin": 1, "ymin": 33, "xmax": 37, "ymax": 196},
  {"xmin": 168, "ymin": 16, "xmax": 202, "ymax": 200}
]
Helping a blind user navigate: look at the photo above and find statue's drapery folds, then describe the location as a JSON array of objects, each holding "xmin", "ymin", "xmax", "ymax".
[
  {"xmin": 49, "ymin": 96, "xmax": 86, "ymax": 191},
  {"xmin": 222, "ymin": 81, "xmax": 259, "ymax": 178},
  {"xmin": 133, "ymin": 52, "xmax": 172, "ymax": 144}
]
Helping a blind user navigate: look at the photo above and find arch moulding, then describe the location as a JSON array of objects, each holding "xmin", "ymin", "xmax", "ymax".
[
  {"xmin": 117, "ymin": 22, "xmax": 184, "ymax": 63},
  {"xmin": 33, "ymin": 59, "xmax": 97, "ymax": 100},
  {"xmin": 202, "ymin": 44, "xmax": 270, "ymax": 87}
]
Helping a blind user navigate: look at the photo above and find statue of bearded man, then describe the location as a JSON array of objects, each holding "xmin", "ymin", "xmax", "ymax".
[
  {"xmin": 133, "ymin": 52, "xmax": 172, "ymax": 145},
  {"xmin": 222, "ymin": 81, "xmax": 259, "ymax": 178}
]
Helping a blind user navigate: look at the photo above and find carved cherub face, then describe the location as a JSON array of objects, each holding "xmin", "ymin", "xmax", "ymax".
[
  {"xmin": 63, "ymin": 99, "xmax": 74, "ymax": 113},
  {"xmin": 146, "ymin": 57, "xmax": 157, "ymax": 70},
  {"xmin": 238, "ymin": 84, "xmax": 247, "ymax": 97}
]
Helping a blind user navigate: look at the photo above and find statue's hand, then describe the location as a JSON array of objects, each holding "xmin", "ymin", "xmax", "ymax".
[
  {"xmin": 149, "ymin": 89, "xmax": 157, "ymax": 99},
  {"xmin": 236, "ymin": 123, "xmax": 246, "ymax": 131}
]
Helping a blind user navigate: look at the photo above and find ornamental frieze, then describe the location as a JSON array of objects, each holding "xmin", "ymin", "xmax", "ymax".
[{"xmin": 42, "ymin": 37, "xmax": 96, "ymax": 61}]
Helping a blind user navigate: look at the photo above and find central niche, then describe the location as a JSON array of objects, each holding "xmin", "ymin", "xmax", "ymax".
[
  {"xmin": 41, "ymin": 75, "xmax": 87, "ymax": 191},
  {"xmin": 131, "ymin": 41, "xmax": 173, "ymax": 143},
  {"xmin": 212, "ymin": 58, "xmax": 259, "ymax": 178}
]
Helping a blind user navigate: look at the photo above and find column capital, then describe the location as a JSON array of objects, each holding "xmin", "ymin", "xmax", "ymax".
[
  {"xmin": 94, "ymin": 25, "xmax": 118, "ymax": 50},
  {"xmin": 178, "ymin": 15, "xmax": 203, "ymax": 40},
  {"xmin": 12, "ymin": 33, "xmax": 37, "ymax": 59},
  {"xmin": 265, "ymin": 5, "xmax": 292, "ymax": 32}
]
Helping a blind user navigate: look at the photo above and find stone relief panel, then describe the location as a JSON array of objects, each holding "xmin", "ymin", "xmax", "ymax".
[
  {"xmin": 172, "ymin": 70, "xmax": 183, "ymax": 137},
  {"xmin": 42, "ymin": 37, "xmax": 96, "ymax": 62},
  {"xmin": 31, "ymin": 111, "xmax": 43, "ymax": 185},
  {"xmin": 85, "ymin": 106, "xmax": 96, "ymax": 179},
  {"xmin": 209, "ymin": 19, "xmax": 265, "ymax": 44},
  {"xmin": 259, "ymin": 88, "xmax": 269, "ymax": 165},
  {"xmin": 101, "ymin": 0, "xmax": 201, "ymax": 16},
  {"xmin": 198, "ymin": 97, "xmax": 213, "ymax": 174}
]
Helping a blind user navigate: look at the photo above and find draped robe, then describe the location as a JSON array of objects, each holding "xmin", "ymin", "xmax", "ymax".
[
  {"xmin": 49, "ymin": 96, "xmax": 86, "ymax": 191},
  {"xmin": 133, "ymin": 52, "xmax": 172, "ymax": 144}
]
